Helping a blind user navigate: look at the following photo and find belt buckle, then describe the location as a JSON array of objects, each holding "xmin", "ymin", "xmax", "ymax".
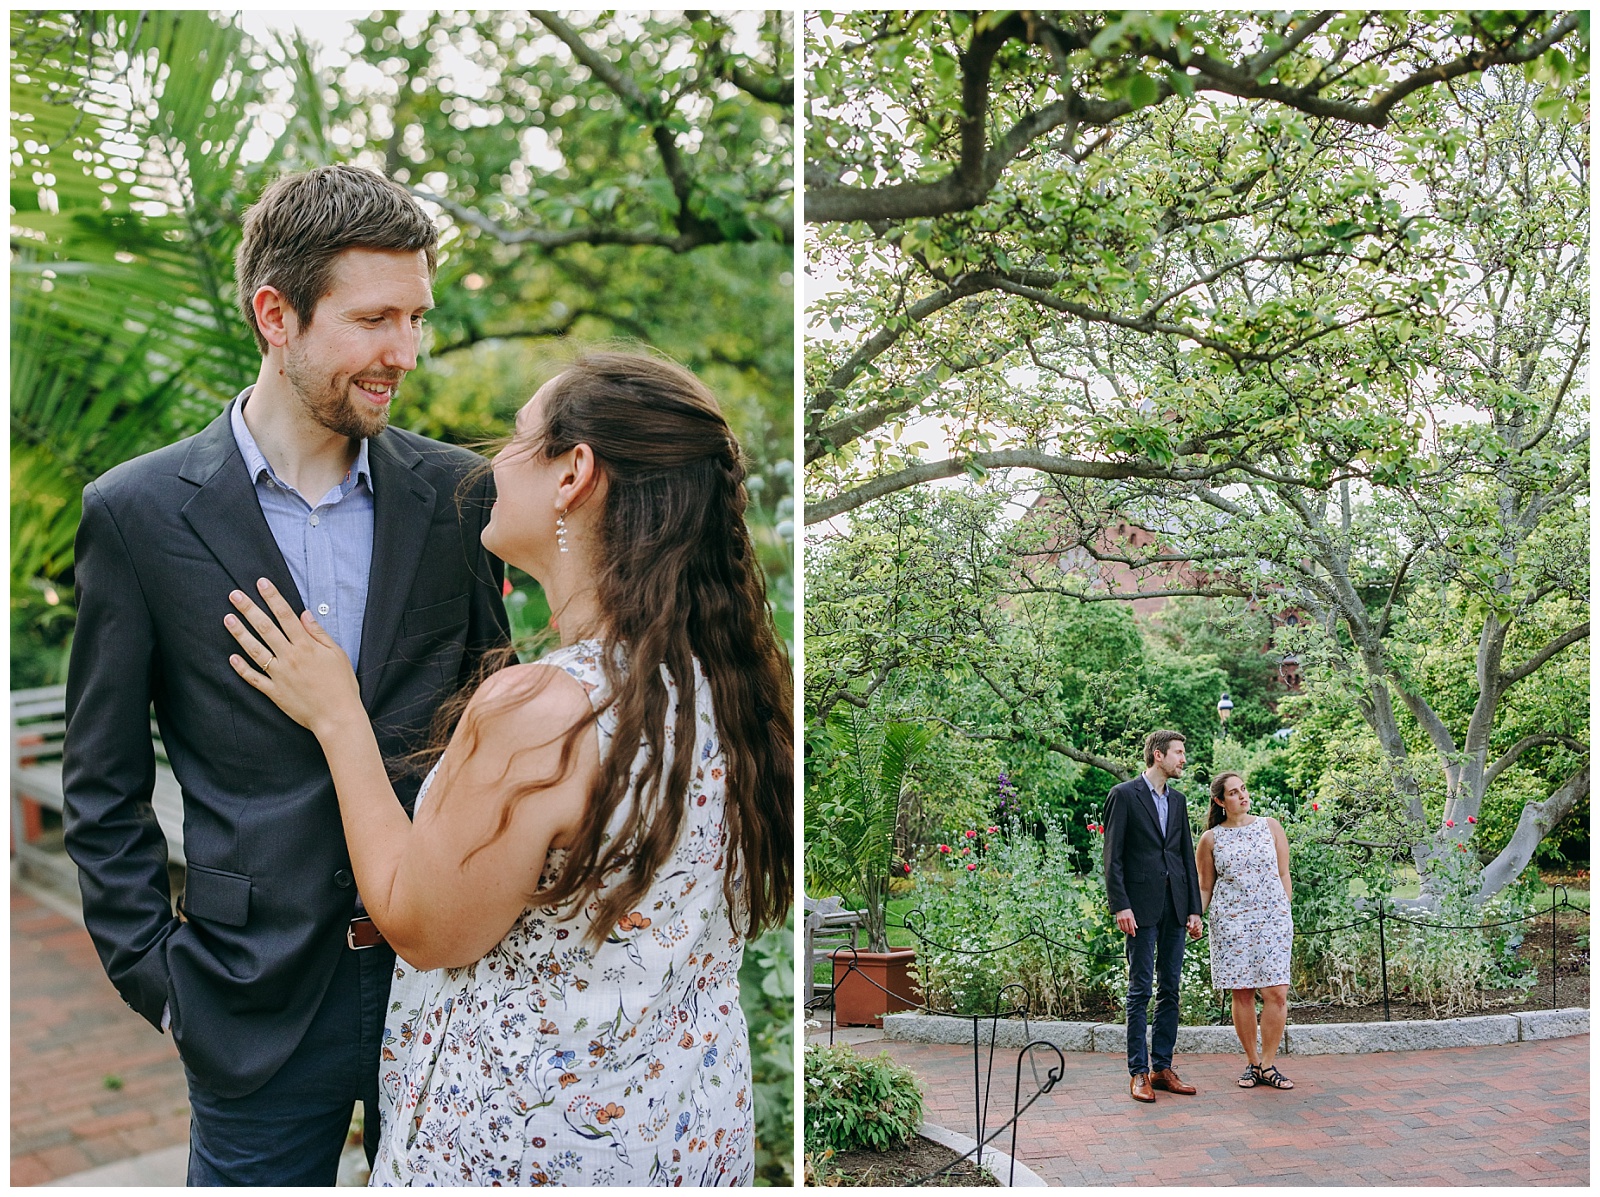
[{"xmin": 347, "ymin": 915, "xmax": 378, "ymax": 950}]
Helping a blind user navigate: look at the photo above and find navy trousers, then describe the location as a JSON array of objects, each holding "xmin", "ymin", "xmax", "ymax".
[
  {"xmin": 1124, "ymin": 905, "xmax": 1186, "ymax": 1075},
  {"xmin": 184, "ymin": 941, "xmax": 392, "ymax": 1186}
]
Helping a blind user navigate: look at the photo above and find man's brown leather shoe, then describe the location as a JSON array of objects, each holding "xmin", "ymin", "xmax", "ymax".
[
  {"xmin": 1151, "ymin": 1066, "xmax": 1197, "ymax": 1095},
  {"xmin": 1130, "ymin": 1072, "xmax": 1156, "ymax": 1103}
]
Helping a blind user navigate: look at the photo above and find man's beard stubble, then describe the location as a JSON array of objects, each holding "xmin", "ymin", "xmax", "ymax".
[{"xmin": 283, "ymin": 341, "xmax": 392, "ymax": 442}]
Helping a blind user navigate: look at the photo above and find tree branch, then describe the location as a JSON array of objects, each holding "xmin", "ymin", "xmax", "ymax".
[
  {"xmin": 412, "ymin": 186, "xmax": 716, "ymax": 251},
  {"xmin": 1484, "ymin": 733, "xmax": 1590, "ymax": 790},
  {"xmin": 806, "ymin": 449, "xmax": 1258, "ymax": 525},
  {"xmin": 1477, "ymin": 759, "xmax": 1589, "ymax": 900},
  {"xmin": 1139, "ymin": 14, "xmax": 1580, "ymax": 128},
  {"xmin": 807, "ymin": 14, "xmax": 1581, "ymax": 223},
  {"xmin": 1501, "ymin": 621, "xmax": 1590, "ymax": 687}
]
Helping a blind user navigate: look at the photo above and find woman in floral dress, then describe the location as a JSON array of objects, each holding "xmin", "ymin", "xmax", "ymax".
[
  {"xmin": 222, "ymin": 352, "xmax": 793, "ymax": 1183},
  {"xmin": 1196, "ymin": 772, "xmax": 1295, "ymax": 1090}
]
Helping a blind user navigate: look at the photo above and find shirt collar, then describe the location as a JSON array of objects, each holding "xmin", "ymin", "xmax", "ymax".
[
  {"xmin": 231, "ymin": 386, "xmax": 373, "ymax": 492},
  {"xmin": 1143, "ymin": 772, "xmax": 1169, "ymax": 800}
]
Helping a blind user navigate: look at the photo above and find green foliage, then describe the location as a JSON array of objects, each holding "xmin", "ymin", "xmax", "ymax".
[
  {"xmin": 1278, "ymin": 801, "xmax": 1396, "ymax": 1005},
  {"xmin": 802, "ymin": 1044, "xmax": 924, "ymax": 1155},
  {"xmin": 12, "ymin": 10, "xmax": 284, "ymax": 655},
  {"xmin": 909, "ymin": 819, "xmax": 1123, "ymax": 1019},
  {"xmin": 902, "ymin": 790, "xmax": 1540, "ymax": 1020},
  {"xmin": 806, "ymin": 12, "xmax": 1583, "ymax": 524},
  {"xmin": 739, "ymin": 921, "xmax": 795, "ymax": 1186},
  {"xmin": 1380, "ymin": 848, "xmax": 1537, "ymax": 1015},
  {"xmin": 806, "ymin": 708, "xmax": 936, "ymax": 953}
]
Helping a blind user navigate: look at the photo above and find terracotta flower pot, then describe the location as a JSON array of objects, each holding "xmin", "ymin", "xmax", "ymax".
[{"xmin": 830, "ymin": 947, "xmax": 922, "ymax": 1027}]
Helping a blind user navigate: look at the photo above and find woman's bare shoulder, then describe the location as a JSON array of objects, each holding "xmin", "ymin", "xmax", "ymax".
[{"xmin": 463, "ymin": 661, "xmax": 595, "ymax": 744}]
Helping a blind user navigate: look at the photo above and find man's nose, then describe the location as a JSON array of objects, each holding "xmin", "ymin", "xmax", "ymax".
[{"xmin": 382, "ymin": 320, "xmax": 420, "ymax": 371}]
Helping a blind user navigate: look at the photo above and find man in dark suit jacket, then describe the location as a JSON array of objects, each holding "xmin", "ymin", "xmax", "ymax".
[
  {"xmin": 62, "ymin": 165, "xmax": 509, "ymax": 1184},
  {"xmin": 1103, "ymin": 729, "xmax": 1204, "ymax": 1103}
]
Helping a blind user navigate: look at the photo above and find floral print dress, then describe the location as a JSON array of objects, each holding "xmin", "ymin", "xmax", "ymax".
[
  {"xmin": 1207, "ymin": 817, "xmax": 1293, "ymax": 990},
  {"xmin": 370, "ymin": 640, "xmax": 754, "ymax": 1186}
]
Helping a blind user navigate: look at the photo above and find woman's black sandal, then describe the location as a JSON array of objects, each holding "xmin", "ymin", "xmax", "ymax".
[
  {"xmin": 1254, "ymin": 1063, "xmax": 1294, "ymax": 1089},
  {"xmin": 1237, "ymin": 1065, "xmax": 1259, "ymax": 1088}
]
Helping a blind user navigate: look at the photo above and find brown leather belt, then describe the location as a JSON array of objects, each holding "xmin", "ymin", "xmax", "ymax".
[{"xmin": 347, "ymin": 915, "xmax": 386, "ymax": 950}]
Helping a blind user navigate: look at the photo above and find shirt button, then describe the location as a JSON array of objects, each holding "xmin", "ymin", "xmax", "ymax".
[
  {"xmin": 318, "ymin": 603, "xmax": 330, "ymax": 616},
  {"xmin": 334, "ymin": 869, "xmax": 353, "ymax": 888},
  {"xmin": 309, "ymin": 513, "xmax": 320, "ymax": 527}
]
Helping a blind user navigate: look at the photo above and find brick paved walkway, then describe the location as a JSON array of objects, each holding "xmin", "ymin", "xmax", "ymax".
[
  {"xmin": 11, "ymin": 885, "xmax": 191, "ymax": 1186},
  {"xmin": 876, "ymin": 1034, "xmax": 1589, "ymax": 1185}
]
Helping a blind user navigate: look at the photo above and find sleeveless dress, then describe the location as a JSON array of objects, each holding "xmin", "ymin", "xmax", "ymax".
[
  {"xmin": 1207, "ymin": 818, "xmax": 1293, "ymax": 989},
  {"xmin": 370, "ymin": 640, "xmax": 754, "ymax": 1186}
]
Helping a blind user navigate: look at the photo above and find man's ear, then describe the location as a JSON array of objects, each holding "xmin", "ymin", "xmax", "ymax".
[{"xmin": 252, "ymin": 285, "xmax": 296, "ymax": 350}]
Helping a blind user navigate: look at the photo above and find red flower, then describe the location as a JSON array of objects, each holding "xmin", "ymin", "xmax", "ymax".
[
  {"xmin": 1445, "ymin": 819, "xmax": 1455, "ymax": 828},
  {"xmin": 987, "ymin": 825, "xmax": 999, "ymax": 834},
  {"xmin": 1094, "ymin": 825, "xmax": 1104, "ymax": 835},
  {"xmin": 502, "ymin": 577, "xmax": 514, "ymax": 597},
  {"xmin": 965, "ymin": 829, "xmax": 977, "ymax": 839},
  {"xmin": 966, "ymin": 863, "xmax": 976, "ymax": 871},
  {"xmin": 939, "ymin": 844, "xmax": 950, "ymax": 853},
  {"xmin": 1467, "ymin": 815, "xmax": 1477, "ymax": 824},
  {"xmin": 902, "ymin": 862, "xmax": 912, "ymax": 875},
  {"xmin": 1457, "ymin": 843, "xmax": 1468, "ymax": 852},
  {"xmin": 1311, "ymin": 802, "xmax": 1320, "ymax": 811},
  {"xmin": 961, "ymin": 847, "xmax": 970, "ymax": 855}
]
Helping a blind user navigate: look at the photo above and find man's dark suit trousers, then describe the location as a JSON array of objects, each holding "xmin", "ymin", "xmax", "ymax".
[
  {"xmin": 1124, "ymin": 906, "xmax": 1186, "ymax": 1076},
  {"xmin": 184, "ymin": 943, "xmax": 392, "ymax": 1185}
]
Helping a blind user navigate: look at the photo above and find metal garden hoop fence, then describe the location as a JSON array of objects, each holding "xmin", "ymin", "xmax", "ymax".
[
  {"xmin": 805, "ymin": 962, "xmax": 1064, "ymax": 1187},
  {"xmin": 806, "ymin": 885, "xmax": 1583, "ymax": 1184}
]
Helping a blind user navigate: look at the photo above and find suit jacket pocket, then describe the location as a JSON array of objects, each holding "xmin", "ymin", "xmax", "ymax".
[
  {"xmin": 401, "ymin": 595, "xmax": 469, "ymax": 639},
  {"xmin": 182, "ymin": 863, "xmax": 251, "ymax": 926}
]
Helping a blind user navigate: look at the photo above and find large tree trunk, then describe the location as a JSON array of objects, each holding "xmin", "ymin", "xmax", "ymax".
[{"xmin": 1475, "ymin": 762, "xmax": 1590, "ymax": 900}]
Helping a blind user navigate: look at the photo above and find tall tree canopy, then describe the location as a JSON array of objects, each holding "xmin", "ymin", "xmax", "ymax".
[
  {"xmin": 804, "ymin": 9, "xmax": 1585, "ymax": 523},
  {"xmin": 913, "ymin": 74, "xmax": 1587, "ymax": 900}
]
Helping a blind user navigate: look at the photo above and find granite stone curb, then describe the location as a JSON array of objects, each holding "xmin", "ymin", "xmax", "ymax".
[
  {"xmin": 882, "ymin": 1007, "xmax": 1589, "ymax": 1055},
  {"xmin": 1517, "ymin": 1006, "xmax": 1590, "ymax": 1041},
  {"xmin": 917, "ymin": 1121, "xmax": 1049, "ymax": 1188}
]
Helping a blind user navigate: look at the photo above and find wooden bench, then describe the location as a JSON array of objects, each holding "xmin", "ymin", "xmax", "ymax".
[
  {"xmin": 803, "ymin": 895, "xmax": 864, "ymax": 1008},
  {"xmin": 11, "ymin": 684, "xmax": 185, "ymax": 887}
]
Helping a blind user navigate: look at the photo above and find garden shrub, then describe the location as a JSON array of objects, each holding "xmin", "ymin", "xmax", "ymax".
[
  {"xmin": 739, "ymin": 922, "xmax": 795, "ymax": 1185},
  {"xmin": 803, "ymin": 1043, "xmax": 924, "ymax": 1154},
  {"xmin": 1279, "ymin": 802, "xmax": 1390, "ymax": 1006},
  {"xmin": 1380, "ymin": 850, "xmax": 1536, "ymax": 1016},
  {"xmin": 907, "ymin": 818, "xmax": 1123, "ymax": 1018},
  {"xmin": 905, "ymin": 798, "xmax": 1542, "ymax": 1024}
]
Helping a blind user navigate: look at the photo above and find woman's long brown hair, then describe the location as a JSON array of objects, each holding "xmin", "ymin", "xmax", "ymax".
[
  {"xmin": 429, "ymin": 351, "xmax": 793, "ymax": 950},
  {"xmin": 1207, "ymin": 772, "xmax": 1243, "ymax": 830}
]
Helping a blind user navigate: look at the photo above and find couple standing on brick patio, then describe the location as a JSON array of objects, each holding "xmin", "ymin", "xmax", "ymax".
[
  {"xmin": 1105, "ymin": 730, "xmax": 1296, "ymax": 1103},
  {"xmin": 60, "ymin": 165, "xmax": 791, "ymax": 1186}
]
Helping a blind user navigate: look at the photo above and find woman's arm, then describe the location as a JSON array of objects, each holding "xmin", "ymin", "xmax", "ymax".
[
  {"xmin": 1269, "ymin": 817, "xmax": 1292, "ymax": 903},
  {"xmin": 226, "ymin": 580, "xmax": 594, "ymax": 969},
  {"xmin": 1195, "ymin": 828, "xmax": 1215, "ymax": 915}
]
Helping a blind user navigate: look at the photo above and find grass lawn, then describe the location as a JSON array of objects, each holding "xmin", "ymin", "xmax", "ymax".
[{"xmin": 1353, "ymin": 866, "xmax": 1589, "ymax": 910}]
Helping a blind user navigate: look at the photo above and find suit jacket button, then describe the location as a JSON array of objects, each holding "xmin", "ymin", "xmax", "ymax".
[{"xmin": 334, "ymin": 869, "xmax": 353, "ymax": 888}]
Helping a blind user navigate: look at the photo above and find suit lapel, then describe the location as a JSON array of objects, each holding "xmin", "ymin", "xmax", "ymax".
[
  {"xmin": 179, "ymin": 403, "xmax": 304, "ymax": 612},
  {"xmin": 1163, "ymin": 787, "xmax": 1184, "ymax": 843},
  {"xmin": 356, "ymin": 431, "xmax": 435, "ymax": 706},
  {"xmin": 1134, "ymin": 777, "xmax": 1163, "ymax": 838}
]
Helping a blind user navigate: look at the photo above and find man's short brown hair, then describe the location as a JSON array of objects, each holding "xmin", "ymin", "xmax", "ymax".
[
  {"xmin": 1144, "ymin": 729, "xmax": 1185, "ymax": 766},
  {"xmin": 234, "ymin": 164, "xmax": 438, "ymax": 354}
]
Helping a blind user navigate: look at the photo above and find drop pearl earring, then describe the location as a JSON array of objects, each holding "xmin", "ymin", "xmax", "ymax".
[{"xmin": 556, "ymin": 511, "xmax": 569, "ymax": 553}]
